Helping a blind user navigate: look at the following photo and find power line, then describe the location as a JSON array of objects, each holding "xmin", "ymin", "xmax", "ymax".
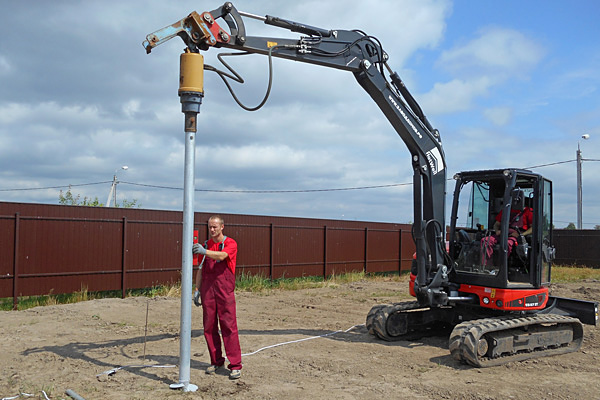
[
  {"xmin": 0, "ymin": 180, "xmax": 411, "ymax": 194},
  {"xmin": 120, "ymin": 181, "xmax": 412, "ymax": 193},
  {"xmin": 523, "ymin": 158, "xmax": 600, "ymax": 170},
  {"xmin": 523, "ymin": 159, "xmax": 574, "ymax": 169},
  {"xmin": 0, "ymin": 181, "xmax": 111, "ymax": 192}
]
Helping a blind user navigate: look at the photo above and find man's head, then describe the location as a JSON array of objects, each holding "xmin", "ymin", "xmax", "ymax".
[{"xmin": 208, "ymin": 215, "xmax": 225, "ymax": 241}]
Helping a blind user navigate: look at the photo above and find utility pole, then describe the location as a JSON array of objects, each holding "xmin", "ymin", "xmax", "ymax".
[
  {"xmin": 577, "ymin": 144, "xmax": 582, "ymax": 229},
  {"xmin": 577, "ymin": 134, "xmax": 590, "ymax": 229},
  {"xmin": 106, "ymin": 166, "xmax": 128, "ymax": 207}
]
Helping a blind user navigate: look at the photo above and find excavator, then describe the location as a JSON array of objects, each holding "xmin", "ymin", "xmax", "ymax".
[{"xmin": 143, "ymin": 2, "xmax": 598, "ymax": 367}]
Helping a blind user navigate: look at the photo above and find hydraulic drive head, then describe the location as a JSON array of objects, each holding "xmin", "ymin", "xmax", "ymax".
[
  {"xmin": 179, "ymin": 52, "xmax": 204, "ymax": 133},
  {"xmin": 179, "ymin": 51, "xmax": 205, "ymax": 94}
]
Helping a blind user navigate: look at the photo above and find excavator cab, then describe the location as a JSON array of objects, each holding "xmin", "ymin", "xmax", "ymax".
[{"xmin": 448, "ymin": 169, "xmax": 554, "ymax": 291}]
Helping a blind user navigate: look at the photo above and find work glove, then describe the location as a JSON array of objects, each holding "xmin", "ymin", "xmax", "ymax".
[
  {"xmin": 192, "ymin": 243, "xmax": 207, "ymax": 255},
  {"xmin": 193, "ymin": 289, "xmax": 201, "ymax": 307}
]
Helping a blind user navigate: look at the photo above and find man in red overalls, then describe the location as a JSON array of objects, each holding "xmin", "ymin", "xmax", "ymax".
[
  {"xmin": 481, "ymin": 205, "xmax": 533, "ymax": 265},
  {"xmin": 193, "ymin": 215, "xmax": 242, "ymax": 380}
]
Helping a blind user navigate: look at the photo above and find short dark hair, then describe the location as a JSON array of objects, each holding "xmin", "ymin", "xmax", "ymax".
[{"xmin": 209, "ymin": 215, "xmax": 224, "ymax": 225}]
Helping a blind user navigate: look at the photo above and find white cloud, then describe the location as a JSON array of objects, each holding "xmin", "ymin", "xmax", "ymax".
[
  {"xmin": 419, "ymin": 77, "xmax": 492, "ymax": 114},
  {"xmin": 483, "ymin": 106, "xmax": 513, "ymax": 126},
  {"xmin": 212, "ymin": 144, "xmax": 313, "ymax": 170},
  {"xmin": 420, "ymin": 27, "xmax": 545, "ymax": 116},
  {"xmin": 0, "ymin": 101, "xmax": 101, "ymax": 127},
  {"xmin": 0, "ymin": 55, "xmax": 10, "ymax": 75},
  {"xmin": 122, "ymin": 100, "xmax": 141, "ymax": 118},
  {"xmin": 0, "ymin": 103, "xmax": 29, "ymax": 123},
  {"xmin": 438, "ymin": 27, "xmax": 545, "ymax": 77}
]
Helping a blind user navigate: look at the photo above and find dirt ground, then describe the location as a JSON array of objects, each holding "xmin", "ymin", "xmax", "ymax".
[{"xmin": 1, "ymin": 278, "xmax": 599, "ymax": 400}]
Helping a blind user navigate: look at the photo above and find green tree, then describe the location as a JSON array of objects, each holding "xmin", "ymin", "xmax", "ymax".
[
  {"xmin": 117, "ymin": 198, "xmax": 141, "ymax": 208},
  {"xmin": 59, "ymin": 188, "xmax": 141, "ymax": 208},
  {"xmin": 565, "ymin": 222, "xmax": 576, "ymax": 230},
  {"xmin": 594, "ymin": 225, "xmax": 600, "ymax": 230}
]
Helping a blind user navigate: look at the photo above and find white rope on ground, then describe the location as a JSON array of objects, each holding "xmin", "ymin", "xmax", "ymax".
[
  {"xmin": 1, "ymin": 390, "xmax": 49, "ymax": 400},
  {"xmin": 242, "ymin": 324, "xmax": 364, "ymax": 357},
  {"xmin": 96, "ymin": 364, "xmax": 177, "ymax": 377},
  {"xmin": 1, "ymin": 393, "xmax": 33, "ymax": 400}
]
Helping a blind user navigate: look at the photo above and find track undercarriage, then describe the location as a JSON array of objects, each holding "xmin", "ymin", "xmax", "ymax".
[{"xmin": 366, "ymin": 301, "xmax": 584, "ymax": 367}]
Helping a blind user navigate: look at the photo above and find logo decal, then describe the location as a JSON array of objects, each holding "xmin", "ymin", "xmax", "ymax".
[
  {"xmin": 426, "ymin": 147, "xmax": 445, "ymax": 175},
  {"xmin": 388, "ymin": 95, "xmax": 422, "ymax": 139}
]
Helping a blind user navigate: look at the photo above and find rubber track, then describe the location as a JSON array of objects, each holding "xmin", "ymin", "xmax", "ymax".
[
  {"xmin": 448, "ymin": 314, "xmax": 584, "ymax": 367},
  {"xmin": 366, "ymin": 304, "xmax": 387, "ymax": 336},
  {"xmin": 367, "ymin": 301, "xmax": 423, "ymax": 341}
]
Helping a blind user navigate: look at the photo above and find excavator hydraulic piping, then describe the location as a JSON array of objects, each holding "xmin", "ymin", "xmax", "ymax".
[
  {"xmin": 238, "ymin": 10, "xmax": 266, "ymax": 21},
  {"xmin": 264, "ymin": 15, "xmax": 333, "ymax": 37}
]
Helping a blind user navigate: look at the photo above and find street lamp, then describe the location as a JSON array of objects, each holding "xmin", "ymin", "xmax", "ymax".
[
  {"xmin": 106, "ymin": 165, "xmax": 129, "ymax": 207},
  {"xmin": 576, "ymin": 134, "xmax": 590, "ymax": 229}
]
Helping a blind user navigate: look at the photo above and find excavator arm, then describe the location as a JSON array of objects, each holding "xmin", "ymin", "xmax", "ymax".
[{"xmin": 144, "ymin": 2, "xmax": 450, "ymax": 306}]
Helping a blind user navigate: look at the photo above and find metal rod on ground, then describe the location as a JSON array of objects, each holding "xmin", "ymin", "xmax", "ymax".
[
  {"xmin": 65, "ymin": 389, "xmax": 86, "ymax": 400},
  {"xmin": 142, "ymin": 299, "xmax": 149, "ymax": 360},
  {"xmin": 170, "ymin": 50, "xmax": 204, "ymax": 393}
]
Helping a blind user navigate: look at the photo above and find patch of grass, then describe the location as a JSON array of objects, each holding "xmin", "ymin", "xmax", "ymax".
[
  {"xmin": 235, "ymin": 270, "xmax": 395, "ymax": 293},
  {"xmin": 1, "ymin": 286, "xmax": 101, "ymax": 311},
  {"xmin": 235, "ymin": 272, "xmax": 340, "ymax": 292},
  {"xmin": 127, "ymin": 283, "xmax": 181, "ymax": 298},
  {"xmin": 551, "ymin": 265, "xmax": 600, "ymax": 283},
  {"xmin": 0, "ymin": 283, "xmax": 180, "ymax": 311}
]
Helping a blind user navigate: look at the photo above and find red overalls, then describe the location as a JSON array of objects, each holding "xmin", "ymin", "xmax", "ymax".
[
  {"xmin": 200, "ymin": 237, "xmax": 242, "ymax": 370},
  {"xmin": 482, "ymin": 207, "xmax": 533, "ymax": 263}
]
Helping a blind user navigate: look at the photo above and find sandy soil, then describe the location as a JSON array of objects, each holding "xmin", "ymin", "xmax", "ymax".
[{"xmin": 1, "ymin": 278, "xmax": 599, "ymax": 400}]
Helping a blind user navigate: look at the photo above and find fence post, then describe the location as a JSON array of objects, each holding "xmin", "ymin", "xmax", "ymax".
[
  {"xmin": 323, "ymin": 225, "xmax": 328, "ymax": 279},
  {"xmin": 364, "ymin": 227, "xmax": 368, "ymax": 274},
  {"xmin": 121, "ymin": 216, "xmax": 128, "ymax": 298},
  {"xmin": 13, "ymin": 213, "xmax": 20, "ymax": 310},
  {"xmin": 398, "ymin": 227, "xmax": 402, "ymax": 276},
  {"xmin": 269, "ymin": 223, "xmax": 274, "ymax": 280}
]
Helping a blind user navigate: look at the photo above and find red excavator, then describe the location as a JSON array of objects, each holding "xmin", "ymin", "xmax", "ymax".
[{"xmin": 144, "ymin": 2, "xmax": 598, "ymax": 367}]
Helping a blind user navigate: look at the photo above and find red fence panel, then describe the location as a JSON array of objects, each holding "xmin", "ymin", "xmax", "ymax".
[
  {"xmin": 272, "ymin": 225, "xmax": 325, "ymax": 279},
  {"xmin": 367, "ymin": 228, "xmax": 403, "ymax": 274},
  {"xmin": 0, "ymin": 214, "xmax": 16, "ymax": 300},
  {"xmin": 327, "ymin": 227, "xmax": 367, "ymax": 276}
]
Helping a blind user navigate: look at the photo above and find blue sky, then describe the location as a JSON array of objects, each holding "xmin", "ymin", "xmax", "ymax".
[{"xmin": 0, "ymin": 0, "xmax": 599, "ymax": 228}]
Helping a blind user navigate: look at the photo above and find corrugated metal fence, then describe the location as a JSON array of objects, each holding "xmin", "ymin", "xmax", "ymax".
[
  {"xmin": 2, "ymin": 201, "xmax": 596, "ymax": 309},
  {"xmin": 0, "ymin": 202, "xmax": 414, "ymax": 308},
  {"xmin": 553, "ymin": 229, "xmax": 600, "ymax": 268}
]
